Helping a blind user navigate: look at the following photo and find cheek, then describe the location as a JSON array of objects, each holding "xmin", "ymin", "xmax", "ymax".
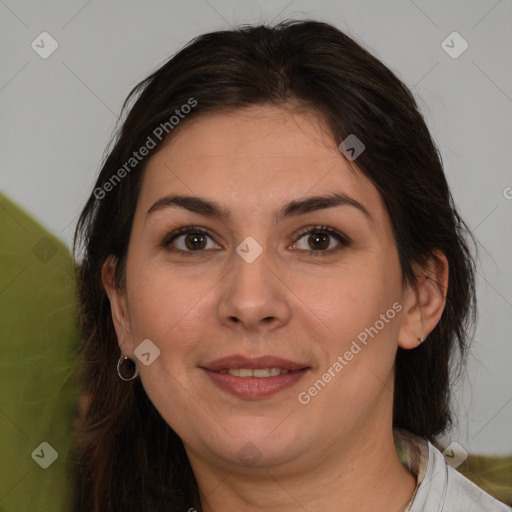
[
  {"xmin": 304, "ymin": 255, "xmax": 403, "ymax": 385},
  {"xmin": 123, "ymin": 266, "xmax": 209, "ymax": 429},
  {"xmin": 125, "ymin": 258, "xmax": 212, "ymax": 340},
  {"xmin": 305, "ymin": 257, "xmax": 400, "ymax": 334},
  {"xmin": 123, "ymin": 259, "xmax": 220, "ymax": 409}
]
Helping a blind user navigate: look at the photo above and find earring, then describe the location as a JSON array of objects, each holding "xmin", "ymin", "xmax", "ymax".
[
  {"xmin": 117, "ymin": 355, "xmax": 139, "ymax": 381},
  {"xmin": 418, "ymin": 336, "xmax": 425, "ymax": 344}
]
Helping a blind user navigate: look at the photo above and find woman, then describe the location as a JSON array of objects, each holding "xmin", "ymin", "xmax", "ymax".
[{"xmin": 73, "ymin": 19, "xmax": 510, "ymax": 511}]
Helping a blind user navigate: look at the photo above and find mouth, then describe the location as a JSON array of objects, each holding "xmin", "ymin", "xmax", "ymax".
[
  {"xmin": 201, "ymin": 355, "xmax": 310, "ymax": 399},
  {"xmin": 218, "ymin": 367, "xmax": 293, "ymax": 377}
]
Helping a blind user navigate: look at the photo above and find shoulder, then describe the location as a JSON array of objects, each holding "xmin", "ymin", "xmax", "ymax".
[{"xmin": 411, "ymin": 439, "xmax": 511, "ymax": 511}]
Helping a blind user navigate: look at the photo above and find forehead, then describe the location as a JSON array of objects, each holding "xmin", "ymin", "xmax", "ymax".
[{"xmin": 138, "ymin": 105, "xmax": 385, "ymax": 222}]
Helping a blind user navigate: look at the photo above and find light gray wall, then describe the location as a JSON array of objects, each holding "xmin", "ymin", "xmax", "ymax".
[{"xmin": 1, "ymin": 0, "xmax": 511, "ymax": 455}]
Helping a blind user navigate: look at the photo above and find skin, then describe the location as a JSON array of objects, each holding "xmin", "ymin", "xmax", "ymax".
[{"xmin": 103, "ymin": 104, "xmax": 448, "ymax": 512}]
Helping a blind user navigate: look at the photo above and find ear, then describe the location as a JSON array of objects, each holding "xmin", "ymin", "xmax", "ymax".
[
  {"xmin": 397, "ymin": 250, "xmax": 449, "ymax": 349},
  {"xmin": 101, "ymin": 255, "xmax": 133, "ymax": 355}
]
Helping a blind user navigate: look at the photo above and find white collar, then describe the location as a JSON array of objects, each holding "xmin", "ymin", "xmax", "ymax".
[{"xmin": 393, "ymin": 429, "xmax": 511, "ymax": 511}]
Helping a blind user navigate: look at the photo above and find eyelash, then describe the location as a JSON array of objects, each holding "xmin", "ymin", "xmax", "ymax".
[{"xmin": 161, "ymin": 225, "xmax": 351, "ymax": 258}]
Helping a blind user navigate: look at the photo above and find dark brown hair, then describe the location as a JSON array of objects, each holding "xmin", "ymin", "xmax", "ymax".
[{"xmin": 73, "ymin": 19, "xmax": 477, "ymax": 511}]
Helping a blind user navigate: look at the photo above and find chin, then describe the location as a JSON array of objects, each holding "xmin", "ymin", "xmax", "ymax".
[{"xmin": 202, "ymin": 422, "xmax": 309, "ymax": 470}]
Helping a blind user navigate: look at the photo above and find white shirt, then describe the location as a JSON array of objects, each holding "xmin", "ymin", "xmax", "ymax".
[{"xmin": 394, "ymin": 429, "xmax": 511, "ymax": 511}]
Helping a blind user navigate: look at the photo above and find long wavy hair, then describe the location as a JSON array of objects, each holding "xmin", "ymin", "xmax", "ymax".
[{"xmin": 72, "ymin": 19, "xmax": 477, "ymax": 511}]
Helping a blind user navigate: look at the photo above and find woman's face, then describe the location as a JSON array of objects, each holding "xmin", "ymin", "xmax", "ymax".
[{"xmin": 107, "ymin": 105, "xmax": 417, "ymax": 473}]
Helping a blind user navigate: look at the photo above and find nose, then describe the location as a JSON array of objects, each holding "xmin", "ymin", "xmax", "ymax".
[{"xmin": 217, "ymin": 245, "xmax": 292, "ymax": 333}]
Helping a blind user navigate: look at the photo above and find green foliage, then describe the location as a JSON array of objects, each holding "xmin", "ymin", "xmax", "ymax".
[{"xmin": 0, "ymin": 192, "xmax": 80, "ymax": 511}]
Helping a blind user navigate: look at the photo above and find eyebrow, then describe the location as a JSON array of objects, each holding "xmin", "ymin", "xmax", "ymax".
[{"xmin": 146, "ymin": 192, "xmax": 372, "ymax": 224}]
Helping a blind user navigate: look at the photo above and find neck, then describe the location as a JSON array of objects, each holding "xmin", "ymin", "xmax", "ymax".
[{"xmin": 188, "ymin": 420, "xmax": 416, "ymax": 512}]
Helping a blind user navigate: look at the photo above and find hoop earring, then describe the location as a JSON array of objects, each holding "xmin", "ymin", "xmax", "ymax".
[{"xmin": 117, "ymin": 355, "xmax": 139, "ymax": 381}]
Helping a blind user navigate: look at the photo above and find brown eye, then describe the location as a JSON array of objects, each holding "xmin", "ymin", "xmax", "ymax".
[
  {"xmin": 162, "ymin": 226, "xmax": 220, "ymax": 255},
  {"xmin": 292, "ymin": 226, "xmax": 350, "ymax": 256},
  {"xmin": 184, "ymin": 232, "xmax": 207, "ymax": 250},
  {"xmin": 307, "ymin": 232, "xmax": 330, "ymax": 250}
]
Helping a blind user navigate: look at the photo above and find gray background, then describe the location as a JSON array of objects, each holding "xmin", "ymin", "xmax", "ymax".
[{"xmin": 1, "ymin": 0, "xmax": 511, "ymax": 454}]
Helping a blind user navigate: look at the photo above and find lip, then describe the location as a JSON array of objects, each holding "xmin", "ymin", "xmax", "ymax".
[
  {"xmin": 200, "ymin": 355, "xmax": 310, "ymax": 399},
  {"xmin": 202, "ymin": 355, "xmax": 308, "ymax": 372}
]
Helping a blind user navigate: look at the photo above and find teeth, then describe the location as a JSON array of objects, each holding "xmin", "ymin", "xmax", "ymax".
[
  {"xmin": 253, "ymin": 368, "xmax": 270, "ymax": 377},
  {"xmin": 224, "ymin": 367, "xmax": 290, "ymax": 378}
]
